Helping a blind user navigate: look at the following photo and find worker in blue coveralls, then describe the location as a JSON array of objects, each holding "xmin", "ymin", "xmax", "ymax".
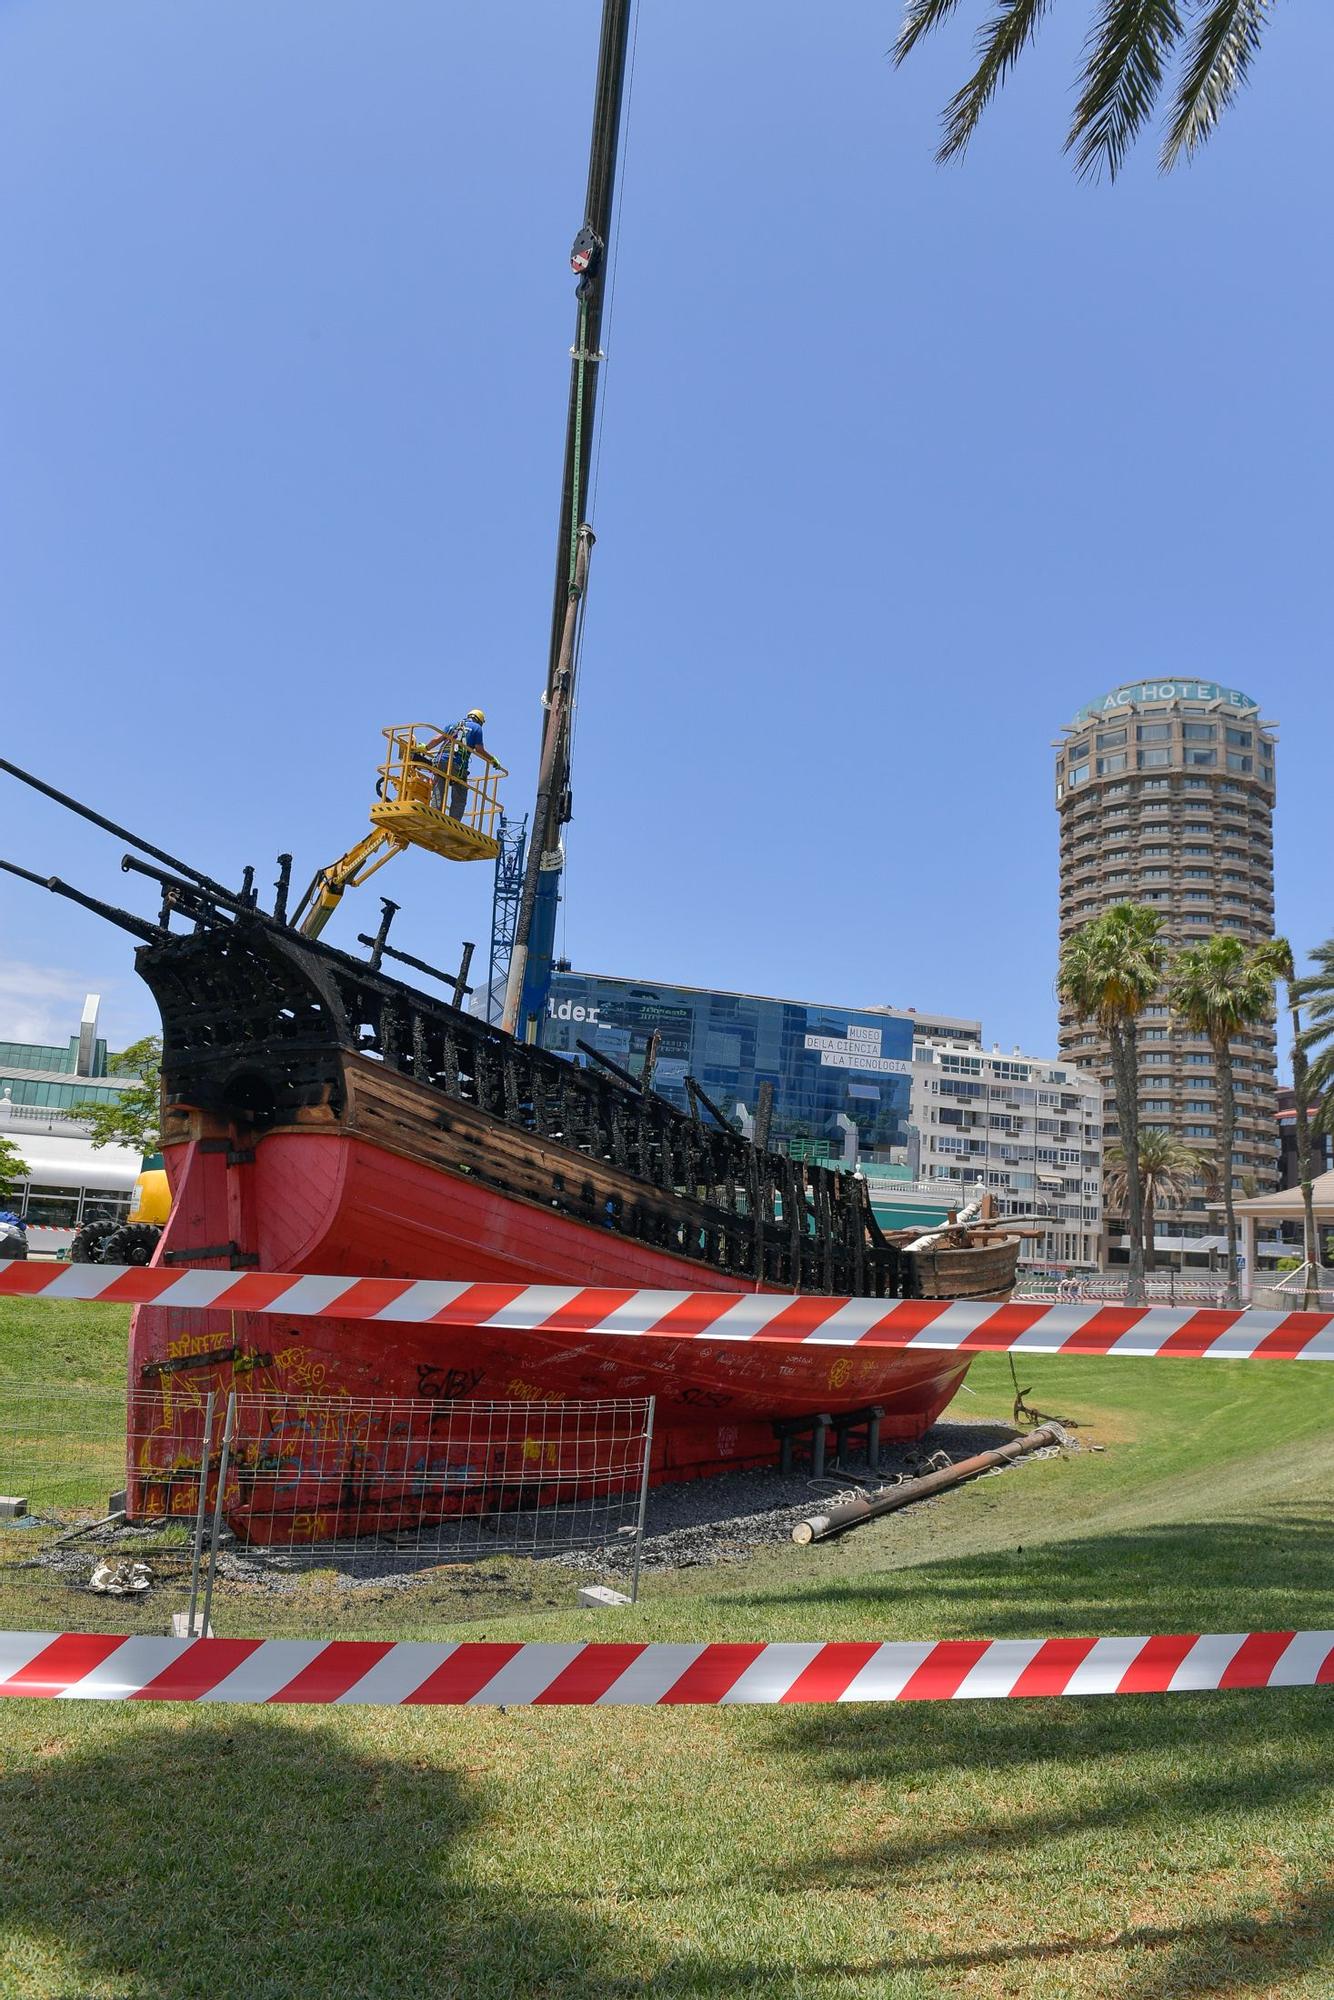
[{"xmin": 430, "ymin": 709, "xmax": 503, "ymax": 819}]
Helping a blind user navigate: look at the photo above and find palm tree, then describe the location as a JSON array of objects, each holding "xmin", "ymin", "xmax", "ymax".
[
  {"xmin": 1103, "ymin": 1128, "xmax": 1209, "ymax": 1272},
  {"xmin": 1295, "ymin": 937, "xmax": 1334, "ymax": 1136},
  {"xmin": 1057, "ymin": 903, "xmax": 1166, "ymax": 1303},
  {"xmin": 1168, "ymin": 935, "xmax": 1277, "ymax": 1305},
  {"xmin": 895, "ymin": 0, "xmax": 1285, "ymax": 180},
  {"xmin": 1256, "ymin": 938, "xmax": 1321, "ymax": 1301}
]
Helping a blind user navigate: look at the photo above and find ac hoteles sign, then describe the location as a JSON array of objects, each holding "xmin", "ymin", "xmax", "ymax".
[{"xmin": 1071, "ymin": 681, "xmax": 1258, "ymax": 725}]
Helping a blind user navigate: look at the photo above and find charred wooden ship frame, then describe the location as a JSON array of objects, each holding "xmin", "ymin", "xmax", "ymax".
[{"xmin": 6, "ymin": 835, "xmax": 912, "ymax": 1300}]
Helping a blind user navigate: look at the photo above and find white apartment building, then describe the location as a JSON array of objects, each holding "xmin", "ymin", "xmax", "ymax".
[{"xmin": 911, "ymin": 1037, "xmax": 1104, "ymax": 1271}]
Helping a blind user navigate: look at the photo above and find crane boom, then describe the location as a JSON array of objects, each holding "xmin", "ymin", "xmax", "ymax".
[{"xmin": 502, "ymin": 0, "xmax": 633, "ymax": 1042}]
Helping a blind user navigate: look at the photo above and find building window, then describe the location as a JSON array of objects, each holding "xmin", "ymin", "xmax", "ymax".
[
  {"xmin": 1097, "ymin": 753, "xmax": 1127, "ymax": 775},
  {"xmin": 1227, "ymin": 752, "xmax": 1253, "ymax": 773},
  {"xmin": 1097, "ymin": 728, "xmax": 1127, "ymax": 749},
  {"xmin": 1069, "ymin": 763, "xmax": 1089, "ymax": 786},
  {"xmin": 1226, "ymin": 727, "xmax": 1252, "ymax": 748},
  {"xmin": 1184, "ymin": 749, "xmax": 1217, "ymax": 768},
  {"xmin": 1137, "ymin": 723, "xmax": 1172, "ymax": 742},
  {"xmin": 1138, "ymin": 749, "xmax": 1171, "ymax": 769},
  {"xmin": 1182, "ymin": 723, "xmax": 1216, "ymax": 742}
]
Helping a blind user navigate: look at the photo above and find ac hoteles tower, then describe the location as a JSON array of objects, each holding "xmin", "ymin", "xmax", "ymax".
[{"xmin": 1055, "ymin": 679, "xmax": 1279, "ymax": 1269}]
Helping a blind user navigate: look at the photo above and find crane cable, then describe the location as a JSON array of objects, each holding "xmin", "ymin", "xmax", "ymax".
[
  {"xmin": 568, "ymin": 297, "xmax": 591, "ymax": 590},
  {"xmin": 562, "ymin": 0, "xmax": 640, "ymax": 967}
]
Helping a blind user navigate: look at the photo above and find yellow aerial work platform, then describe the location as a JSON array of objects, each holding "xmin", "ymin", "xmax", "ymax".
[
  {"xmin": 293, "ymin": 723, "xmax": 506, "ymax": 940},
  {"xmin": 370, "ymin": 722, "xmax": 504, "ymax": 863}
]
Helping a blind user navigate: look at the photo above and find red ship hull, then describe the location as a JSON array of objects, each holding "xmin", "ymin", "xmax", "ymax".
[{"xmin": 128, "ymin": 1129, "xmax": 972, "ymax": 1525}]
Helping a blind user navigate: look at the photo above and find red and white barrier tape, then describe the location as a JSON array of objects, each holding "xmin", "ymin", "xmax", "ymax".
[
  {"xmin": 2, "ymin": 1261, "xmax": 1332, "ymax": 1360},
  {"xmin": 1, "ymin": 1629, "xmax": 1331, "ymax": 1705}
]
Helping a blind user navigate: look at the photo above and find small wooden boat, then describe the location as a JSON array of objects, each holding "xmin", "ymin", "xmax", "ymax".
[{"xmin": 889, "ymin": 1229, "xmax": 1022, "ymax": 1303}]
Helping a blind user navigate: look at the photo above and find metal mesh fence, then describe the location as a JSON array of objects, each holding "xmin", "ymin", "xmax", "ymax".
[
  {"xmin": 0, "ymin": 1388, "xmax": 203, "ymax": 1626},
  {"xmin": 0, "ymin": 1382, "xmax": 655, "ymax": 1636},
  {"xmin": 1014, "ymin": 1273, "xmax": 1235, "ymax": 1305},
  {"xmin": 1251, "ymin": 1266, "xmax": 1334, "ymax": 1310},
  {"xmin": 1015, "ymin": 1270, "xmax": 1334, "ymax": 1307},
  {"xmin": 213, "ymin": 1390, "xmax": 654, "ymax": 1569},
  {"xmin": 0, "ymin": 1384, "xmax": 128, "ymax": 1524}
]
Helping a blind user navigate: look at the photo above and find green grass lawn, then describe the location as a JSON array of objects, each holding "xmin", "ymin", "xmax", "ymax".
[{"xmin": 1, "ymin": 1297, "xmax": 1333, "ymax": 1997}]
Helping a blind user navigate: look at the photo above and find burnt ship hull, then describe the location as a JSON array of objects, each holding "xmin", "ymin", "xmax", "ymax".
[{"xmin": 124, "ymin": 910, "xmax": 1006, "ymax": 1532}]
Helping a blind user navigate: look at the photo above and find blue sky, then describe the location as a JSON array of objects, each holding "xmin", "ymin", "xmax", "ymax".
[{"xmin": 1, "ymin": 1, "xmax": 1330, "ymax": 1056}]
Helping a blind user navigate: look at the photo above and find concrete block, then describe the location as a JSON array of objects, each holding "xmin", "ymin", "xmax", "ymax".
[
  {"xmin": 0, "ymin": 1496, "xmax": 28, "ymax": 1521},
  {"xmin": 170, "ymin": 1612, "xmax": 214, "ymax": 1638},
  {"xmin": 578, "ymin": 1583, "xmax": 631, "ymax": 1609}
]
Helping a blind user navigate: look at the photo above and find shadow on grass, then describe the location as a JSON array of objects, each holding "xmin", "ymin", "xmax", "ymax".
[
  {"xmin": 764, "ymin": 1675, "xmax": 1334, "ymax": 1996},
  {"xmin": 759, "ymin": 1509, "xmax": 1334, "ymax": 1636},
  {"xmin": 594, "ymin": 1894, "xmax": 1334, "ymax": 1999},
  {"xmin": 743, "ymin": 1510, "xmax": 1334, "ymax": 1994},
  {"xmin": 0, "ymin": 1715, "xmax": 619, "ymax": 2000}
]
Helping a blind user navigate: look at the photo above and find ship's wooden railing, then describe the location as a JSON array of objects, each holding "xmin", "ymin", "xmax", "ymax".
[
  {"xmin": 332, "ymin": 965, "xmax": 902, "ymax": 1298},
  {"xmin": 143, "ymin": 912, "xmax": 906, "ymax": 1301}
]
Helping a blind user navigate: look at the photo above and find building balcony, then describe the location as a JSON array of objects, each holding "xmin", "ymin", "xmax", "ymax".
[{"xmin": 0, "ymin": 1104, "xmax": 95, "ymax": 1139}]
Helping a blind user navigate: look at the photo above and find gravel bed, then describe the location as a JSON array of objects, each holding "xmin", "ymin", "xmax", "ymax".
[
  {"xmin": 13, "ymin": 1418, "xmax": 1074, "ymax": 1597},
  {"xmin": 586, "ymin": 1418, "xmax": 1058, "ymax": 1573}
]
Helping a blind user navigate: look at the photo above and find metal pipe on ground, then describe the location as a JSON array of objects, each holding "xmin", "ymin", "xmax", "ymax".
[{"xmin": 791, "ymin": 1423, "xmax": 1064, "ymax": 1546}]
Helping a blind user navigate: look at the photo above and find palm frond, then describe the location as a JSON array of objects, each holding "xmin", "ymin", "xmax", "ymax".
[
  {"xmin": 895, "ymin": 0, "xmax": 970, "ymax": 65},
  {"xmin": 1304, "ymin": 1044, "xmax": 1334, "ymax": 1107},
  {"xmin": 1168, "ymin": 935, "xmax": 1276, "ymax": 1041},
  {"xmin": 1162, "ymin": 0, "xmax": 1276, "ymax": 171},
  {"xmin": 1067, "ymin": 0, "xmax": 1184, "ymax": 180},
  {"xmin": 1058, "ymin": 903, "xmax": 1166, "ymax": 1031},
  {"xmin": 1253, "ymin": 934, "xmax": 1295, "ymax": 986},
  {"xmin": 1292, "ymin": 940, "xmax": 1334, "ymax": 1031},
  {"xmin": 936, "ymin": 0, "xmax": 1054, "ymax": 163}
]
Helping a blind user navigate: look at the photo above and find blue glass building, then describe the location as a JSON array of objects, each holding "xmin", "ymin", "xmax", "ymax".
[{"xmin": 542, "ymin": 972, "xmax": 915, "ymax": 1165}]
